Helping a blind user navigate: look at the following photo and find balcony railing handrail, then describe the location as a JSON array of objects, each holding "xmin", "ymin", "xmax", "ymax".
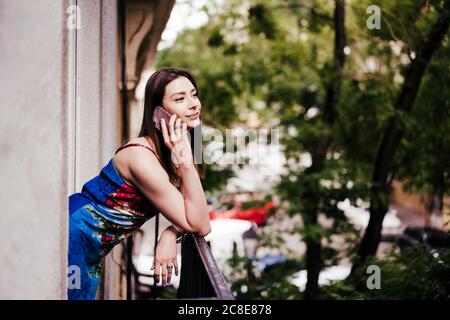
[
  {"xmin": 177, "ymin": 233, "xmax": 235, "ymax": 299},
  {"xmin": 123, "ymin": 227, "xmax": 235, "ymax": 299},
  {"xmin": 190, "ymin": 234, "xmax": 235, "ymax": 299}
]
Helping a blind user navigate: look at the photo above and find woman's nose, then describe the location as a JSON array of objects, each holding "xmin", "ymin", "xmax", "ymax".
[{"xmin": 187, "ymin": 97, "xmax": 199, "ymax": 108}]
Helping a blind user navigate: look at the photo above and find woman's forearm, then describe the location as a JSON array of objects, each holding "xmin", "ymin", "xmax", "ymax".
[{"xmin": 179, "ymin": 163, "xmax": 211, "ymax": 235}]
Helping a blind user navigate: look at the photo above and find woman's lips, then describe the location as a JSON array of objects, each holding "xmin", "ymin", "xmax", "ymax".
[{"xmin": 186, "ymin": 112, "xmax": 199, "ymax": 119}]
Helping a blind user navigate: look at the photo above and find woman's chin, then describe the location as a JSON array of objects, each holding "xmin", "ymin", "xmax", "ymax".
[{"xmin": 186, "ymin": 118, "xmax": 201, "ymax": 129}]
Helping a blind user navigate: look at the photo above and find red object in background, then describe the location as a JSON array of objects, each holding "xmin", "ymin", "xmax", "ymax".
[{"xmin": 209, "ymin": 201, "xmax": 276, "ymax": 225}]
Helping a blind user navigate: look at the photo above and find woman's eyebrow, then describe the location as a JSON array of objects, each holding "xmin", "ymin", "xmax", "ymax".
[
  {"xmin": 170, "ymin": 91, "xmax": 185, "ymax": 98},
  {"xmin": 170, "ymin": 89, "xmax": 197, "ymax": 98}
]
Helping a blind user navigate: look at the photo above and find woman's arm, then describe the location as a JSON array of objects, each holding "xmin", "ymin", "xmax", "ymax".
[
  {"xmin": 178, "ymin": 162, "xmax": 210, "ymax": 234},
  {"xmin": 128, "ymin": 148, "xmax": 210, "ymax": 236}
]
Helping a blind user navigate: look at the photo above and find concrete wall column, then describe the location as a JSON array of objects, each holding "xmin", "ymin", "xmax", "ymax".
[{"xmin": 0, "ymin": 0, "xmax": 71, "ymax": 299}]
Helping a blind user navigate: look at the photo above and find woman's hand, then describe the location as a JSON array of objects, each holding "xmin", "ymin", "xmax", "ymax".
[
  {"xmin": 160, "ymin": 114, "xmax": 193, "ymax": 168},
  {"xmin": 151, "ymin": 227, "xmax": 179, "ymax": 286}
]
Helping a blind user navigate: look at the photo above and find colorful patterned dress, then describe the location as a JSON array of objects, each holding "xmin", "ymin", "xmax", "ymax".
[{"xmin": 68, "ymin": 143, "xmax": 162, "ymax": 300}]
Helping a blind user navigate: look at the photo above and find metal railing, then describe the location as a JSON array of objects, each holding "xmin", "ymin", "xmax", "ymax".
[
  {"xmin": 122, "ymin": 227, "xmax": 235, "ymax": 300},
  {"xmin": 178, "ymin": 234, "xmax": 235, "ymax": 299}
]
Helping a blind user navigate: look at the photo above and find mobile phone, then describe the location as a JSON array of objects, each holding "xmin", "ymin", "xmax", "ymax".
[{"xmin": 153, "ymin": 105, "xmax": 173, "ymax": 131}]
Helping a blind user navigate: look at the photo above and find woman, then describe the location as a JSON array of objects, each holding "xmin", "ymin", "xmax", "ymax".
[{"xmin": 68, "ymin": 67, "xmax": 211, "ymax": 300}]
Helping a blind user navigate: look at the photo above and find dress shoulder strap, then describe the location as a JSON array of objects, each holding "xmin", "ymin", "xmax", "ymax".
[{"xmin": 115, "ymin": 143, "xmax": 159, "ymax": 160}]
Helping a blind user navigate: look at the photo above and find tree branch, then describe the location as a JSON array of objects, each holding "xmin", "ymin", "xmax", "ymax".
[
  {"xmin": 373, "ymin": 1, "xmax": 450, "ymax": 186},
  {"xmin": 323, "ymin": 0, "xmax": 346, "ymax": 126}
]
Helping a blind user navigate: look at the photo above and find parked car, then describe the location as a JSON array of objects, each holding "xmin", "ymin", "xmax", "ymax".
[
  {"xmin": 288, "ymin": 265, "xmax": 352, "ymax": 292},
  {"xmin": 395, "ymin": 227, "xmax": 450, "ymax": 256},
  {"xmin": 208, "ymin": 193, "xmax": 277, "ymax": 226},
  {"xmin": 337, "ymin": 199, "xmax": 402, "ymax": 233}
]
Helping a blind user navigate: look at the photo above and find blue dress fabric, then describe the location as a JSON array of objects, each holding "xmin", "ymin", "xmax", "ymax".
[{"xmin": 68, "ymin": 144, "xmax": 160, "ymax": 300}]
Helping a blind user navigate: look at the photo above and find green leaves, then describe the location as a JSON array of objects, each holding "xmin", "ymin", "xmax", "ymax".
[
  {"xmin": 248, "ymin": 3, "xmax": 278, "ymax": 40},
  {"xmin": 157, "ymin": 0, "xmax": 449, "ymax": 299},
  {"xmin": 324, "ymin": 245, "xmax": 450, "ymax": 300}
]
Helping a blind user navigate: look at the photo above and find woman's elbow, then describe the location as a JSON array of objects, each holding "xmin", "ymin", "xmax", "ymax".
[{"xmin": 197, "ymin": 224, "xmax": 211, "ymax": 237}]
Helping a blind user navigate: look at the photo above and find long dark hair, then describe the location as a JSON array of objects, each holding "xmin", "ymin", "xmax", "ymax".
[{"xmin": 138, "ymin": 67, "xmax": 204, "ymax": 187}]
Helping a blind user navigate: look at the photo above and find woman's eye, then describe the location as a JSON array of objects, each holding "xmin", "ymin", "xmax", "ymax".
[{"xmin": 175, "ymin": 98, "xmax": 184, "ymax": 102}]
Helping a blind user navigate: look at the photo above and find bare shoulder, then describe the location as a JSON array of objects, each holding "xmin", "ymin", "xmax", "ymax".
[
  {"xmin": 127, "ymin": 136, "xmax": 156, "ymax": 150},
  {"xmin": 113, "ymin": 137, "xmax": 164, "ymax": 188}
]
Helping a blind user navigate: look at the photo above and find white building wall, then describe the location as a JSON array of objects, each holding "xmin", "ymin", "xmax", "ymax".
[
  {"xmin": 69, "ymin": 0, "xmax": 120, "ymax": 299},
  {"xmin": 0, "ymin": 0, "xmax": 119, "ymax": 299},
  {"xmin": 0, "ymin": 0, "xmax": 70, "ymax": 299}
]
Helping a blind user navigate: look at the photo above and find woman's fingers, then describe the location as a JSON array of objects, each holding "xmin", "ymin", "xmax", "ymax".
[
  {"xmin": 169, "ymin": 114, "xmax": 177, "ymax": 143},
  {"xmin": 160, "ymin": 119, "xmax": 171, "ymax": 148},
  {"xmin": 182, "ymin": 122, "xmax": 187, "ymax": 139},
  {"xmin": 153, "ymin": 259, "xmax": 178, "ymax": 286},
  {"xmin": 153, "ymin": 260, "xmax": 160, "ymax": 284},
  {"xmin": 175, "ymin": 118, "xmax": 182, "ymax": 138},
  {"xmin": 173, "ymin": 258, "xmax": 179, "ymax": 277},
  {"xmin": 167, "ymin": 262, "xmax": 173, "ymax": 284},
  {"xmin": 162, "ymin": 114, "xmax": 186, "ymax": 149},
  {"xmin": 161, "ymin": 262, "xmax": 168, "ymax": 287}
]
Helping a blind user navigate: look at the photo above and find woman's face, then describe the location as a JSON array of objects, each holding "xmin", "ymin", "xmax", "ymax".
[{"xmin": 161, "ymin": 76, "xmax": 201, "ymax": 128}]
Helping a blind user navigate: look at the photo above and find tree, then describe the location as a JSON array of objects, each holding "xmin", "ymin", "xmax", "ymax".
[
  {"xmin": 157, "ymin": 0, "xmax": 450, "ymax": 299},
  {"xmin": 355, "ymin": 0, "xmax": 450, "ymax": 262},
  {"xmin": 281, "ymin": 0, "xmax": 347, "ymax": 300}
]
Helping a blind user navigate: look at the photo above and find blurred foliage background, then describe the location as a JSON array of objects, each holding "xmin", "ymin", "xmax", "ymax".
[{"xmin": 157, "ymin": 0, "xmax": 450, "ymax": 299}]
